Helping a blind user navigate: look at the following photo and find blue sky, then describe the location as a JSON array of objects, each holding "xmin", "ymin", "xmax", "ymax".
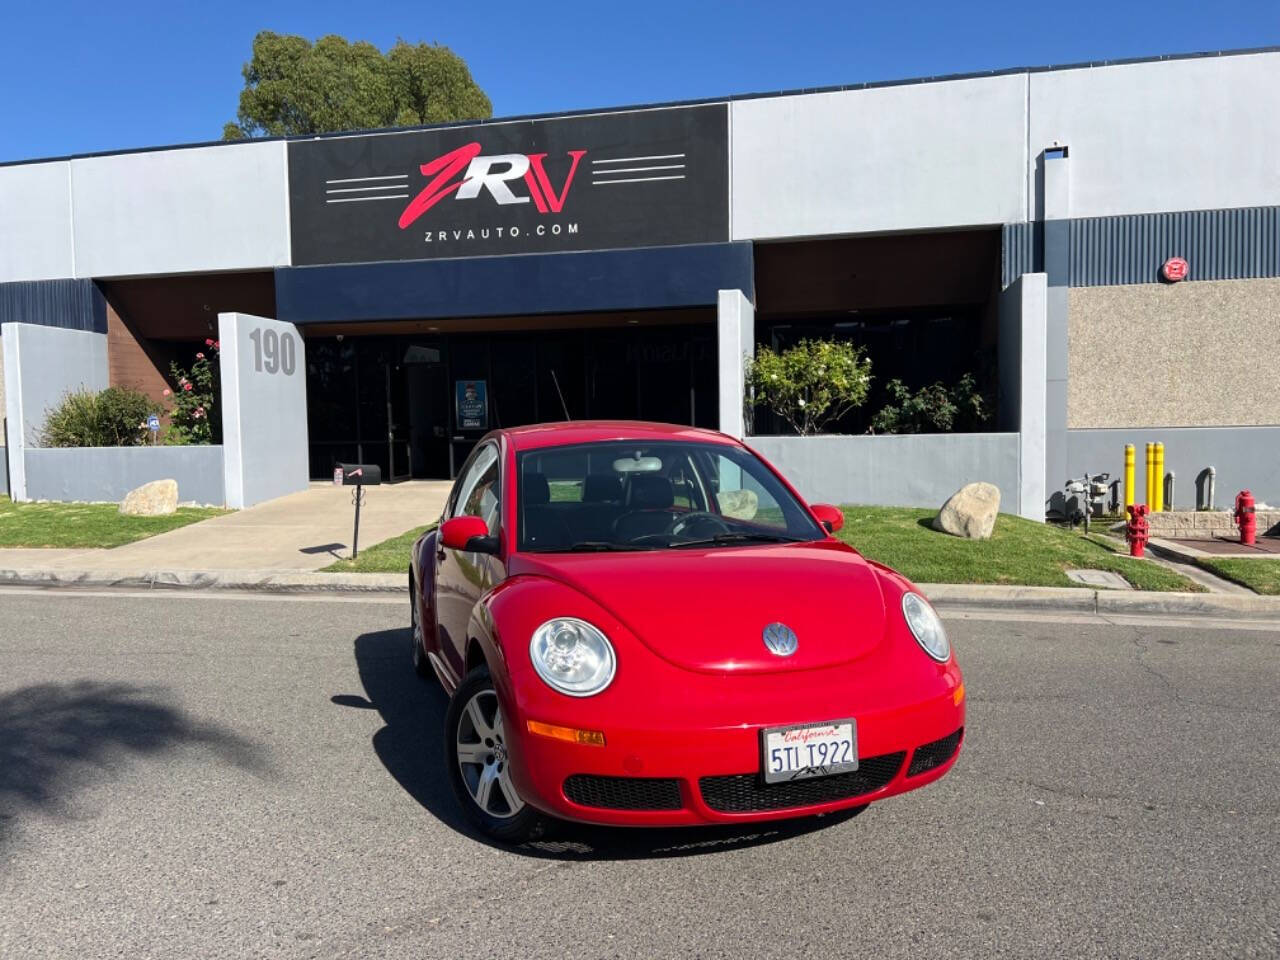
[{"xmin": 2, "ymin": 0, "xmax": 1276, "ymax": 162}]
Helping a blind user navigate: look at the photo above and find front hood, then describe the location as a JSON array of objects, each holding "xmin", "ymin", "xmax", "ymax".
[{"xmin": 511, "ymin": 541, "xmax": 888, "ymax": 674}]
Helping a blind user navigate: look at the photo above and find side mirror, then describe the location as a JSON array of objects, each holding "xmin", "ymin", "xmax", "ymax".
[
  {"xmin": 440, "ymin": 516, "xmax": 498, "ymax": 554},
  {"xmin": 810, "ymin": 503, "xmax": 844, "ymax": 534}
]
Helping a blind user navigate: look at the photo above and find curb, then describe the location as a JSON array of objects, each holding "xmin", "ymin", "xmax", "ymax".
[
  {"xmin": 919, "ymin": 583, "xmax": 1280, "ymax": 619},
  {"xmin": 0, "ymin": 568, "xmax": 407, "ymax": 595},
  {"xmin": 1147, "ymin": 538, "xmax": 1212, "ymax": 560}
]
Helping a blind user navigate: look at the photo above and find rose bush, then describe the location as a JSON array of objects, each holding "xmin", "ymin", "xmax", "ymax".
[{"xmin": 165, "ymin": 339, "xmax": 222, "ymax": 445}]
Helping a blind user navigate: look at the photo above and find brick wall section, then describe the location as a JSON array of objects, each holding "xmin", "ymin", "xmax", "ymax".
[
  {"xmin": 106, "ymin": 302, "xmax": 171, "ymax": 411},
  {"xmin": 1147, "ymin": 510, "xmax": 1280, "ymax": 540},
  {"xmin": 1068, "ymin": 277, "xmax": 1280, "ymax": 428}
]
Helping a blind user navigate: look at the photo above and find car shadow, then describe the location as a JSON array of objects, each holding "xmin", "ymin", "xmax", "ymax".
[
  {"xmin": 350, "ymin": 627, "xmax": 865, "ymax": 860},
  {"xmin": 0, "ymin": 681, "xmax": 264, "ymax": 844}
]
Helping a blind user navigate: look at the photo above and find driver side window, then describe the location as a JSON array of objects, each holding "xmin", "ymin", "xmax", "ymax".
[{"xmin": 452, "ymin": 445, "xmax": 501, "ymax": 536}]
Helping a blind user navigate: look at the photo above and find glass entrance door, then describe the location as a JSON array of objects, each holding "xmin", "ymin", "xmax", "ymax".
[{"xmin": 385, "ymin": 363, "xmax": 411, "ymax": 483}]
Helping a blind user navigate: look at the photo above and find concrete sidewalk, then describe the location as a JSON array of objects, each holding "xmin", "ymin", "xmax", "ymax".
[{"xmin": 0, "ymin": 480, "xmax": 451, "ymax": 574}]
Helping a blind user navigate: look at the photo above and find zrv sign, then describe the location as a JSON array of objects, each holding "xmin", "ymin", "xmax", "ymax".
[{"xmin": 287, "ymin": 104, "xmax": 728, "ymax": 266}]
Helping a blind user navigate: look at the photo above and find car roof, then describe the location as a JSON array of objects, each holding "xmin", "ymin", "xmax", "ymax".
[{"xmin": 497, "ymin": 420, "xmax": 740, "ymax": 453}]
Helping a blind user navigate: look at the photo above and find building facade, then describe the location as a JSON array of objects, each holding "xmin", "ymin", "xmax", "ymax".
[{"xmin": 2, "ymin": 48, "xmax": 1278, "ymax": 513}]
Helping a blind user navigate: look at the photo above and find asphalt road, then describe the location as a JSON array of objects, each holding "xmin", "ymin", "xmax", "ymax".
[{"xmin": 0, "ymin": 588, "xmax": 1276, "ymax": 960}]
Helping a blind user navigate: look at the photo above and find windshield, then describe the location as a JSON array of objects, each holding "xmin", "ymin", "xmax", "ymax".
[{"xmin": 517, "ymin": 440, "xmax": 825, "ymax": 552}]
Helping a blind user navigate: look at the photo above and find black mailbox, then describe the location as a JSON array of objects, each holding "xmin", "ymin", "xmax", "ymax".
[{"xmin": 339, "ymin": 463, "xmax": 382, "ymax": 486}]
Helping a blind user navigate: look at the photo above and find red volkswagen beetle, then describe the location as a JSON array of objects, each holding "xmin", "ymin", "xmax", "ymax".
[{"xmin": 410, "ymin": 422, "xmax": 964, "ymax": 842}]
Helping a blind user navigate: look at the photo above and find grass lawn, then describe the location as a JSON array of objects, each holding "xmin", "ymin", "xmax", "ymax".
[
  {"xmin": 0, "ymin": 496, "xmax": 224, "ymax": 549},
  {"xmin": 1194, "ymin": 557, "xmax": 1280, "ymax": 595},
  {"xmin": 837, "ymin": 506, "xmax": 1201, "ymax": 592},
  {"xmin": 318, "ymin": 507, "xmax": 1199, "ymax": 592},
  {"xmin": 323, "ymin": 525, "xmax": 434, "ymax": 573}
]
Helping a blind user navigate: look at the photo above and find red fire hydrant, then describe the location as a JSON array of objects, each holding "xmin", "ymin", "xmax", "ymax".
[
  {"xmin": 1126, "ymin": 503, "xmax": 1150, "ymax": 558},
  {"xmin": 1234, "ymin": 490, "xmax": 1257, "ymax": 546}
]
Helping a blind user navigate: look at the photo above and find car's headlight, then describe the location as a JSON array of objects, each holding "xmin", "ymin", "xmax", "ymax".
[
  {"xmin": 902, "ymin": 593, "xmax": 950, "ymax": 662},
  {"xmin": 529, "ymin": 617, "xmax": 616, "ymax": 697}
]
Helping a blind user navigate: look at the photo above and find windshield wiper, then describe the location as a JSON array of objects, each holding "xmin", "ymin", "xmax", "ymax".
[
  {"xmin": 671, "ymin": 532, "xmax": 805, "ymax": 548},
  {"xmin": 559, "ymin": 541, "xmax": 652, "ymax": 552}
]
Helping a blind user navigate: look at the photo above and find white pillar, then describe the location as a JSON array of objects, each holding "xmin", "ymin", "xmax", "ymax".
[
  {"xmin": 1017, "ymin": 274, "xmax": 1048, "ymax": 521},
  {"xmin": 717, "ymin": 289, "xmax": 755, "ymax": 439},
  {"xmin": 1, "ymin": 331, "xmax": 22, "ymax": 501},
  {"xmin": 219, "ymin": 312, "xmax": 310, "ymax": 509},
  {"xmin": 2, "ymin": 323, "xmax": 108, "ymax": 502},
  {"xmin": 1042, "ymin": 148, "xmax": 1071, "ymax": 516}
]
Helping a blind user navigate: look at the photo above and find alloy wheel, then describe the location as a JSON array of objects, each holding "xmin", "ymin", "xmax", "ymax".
[{"xmin": 455, "ymin": 689, "xmax": 524, "ymax": 818}]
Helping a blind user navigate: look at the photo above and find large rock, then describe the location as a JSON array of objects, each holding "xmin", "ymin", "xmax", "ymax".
[
  {"xmin": 119, "ymin": 479, "xmax": 179, "ymax": 516},
  {"xmin": 933, "ymin": 482, "xmax": 1000, "ymax": 540}
]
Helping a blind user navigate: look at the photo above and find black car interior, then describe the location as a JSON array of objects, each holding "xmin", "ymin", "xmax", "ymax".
[{"xmin": 521, "ymin": 468, "xmax": 694, "ymax": 550}]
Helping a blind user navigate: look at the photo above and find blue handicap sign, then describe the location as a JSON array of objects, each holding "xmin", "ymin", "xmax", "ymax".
[{"xmin": 147, "ymin": 414, "xmax": 160, "ymax": 432}]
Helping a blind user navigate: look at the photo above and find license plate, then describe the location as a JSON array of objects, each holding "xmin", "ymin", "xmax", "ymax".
[{"xmin": 761, "ymin": 719, "xmax": 858, "ymax": 784}]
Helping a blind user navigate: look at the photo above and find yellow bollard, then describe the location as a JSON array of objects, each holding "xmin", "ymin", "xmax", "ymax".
[
  {"xmin": 1152, "ymin": 442, "xmax": 1162, "ymax": 506},
  {"xmin": 1124, "ymin": 444, "xmax": 1135, "ymax": 512},
  {"xmin": 1154, "ymin": 441, "xmax": 1165, "ymax": 511}
]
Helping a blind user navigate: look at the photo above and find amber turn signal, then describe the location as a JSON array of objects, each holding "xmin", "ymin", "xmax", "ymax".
[
  {"xmin": 527, "ymin": 720, "xmax": 607, "ymax": 747},
  {"xmin": 953, "ymin": 682, "xmax": 966, "ymax": 706}
]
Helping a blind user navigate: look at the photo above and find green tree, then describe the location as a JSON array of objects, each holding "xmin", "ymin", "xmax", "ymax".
[
  {"xmin": 747, "ymin": 339, "xmax": 873, "ymax": 436},
  {"xmin": 223, "ymin": 31, "xmax": 492, "ymax": 139}
]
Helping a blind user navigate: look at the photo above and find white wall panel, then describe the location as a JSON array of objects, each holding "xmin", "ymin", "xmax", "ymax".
[
  {"xmin": 1029, "ymin": 53, "xmax": 1280, "ymax": 219},
  {"xmin": 731, "ymin": 75, "xmax": 1027, "ymax": 240},
  {"xmin": 0, "ymin": 161, "xmax": 74, "ymax": 281},
  {"xmin": 71, "ymin": 141, "xmax": 290, "ymax": 277},
  {"xmin": 219, "ymin": 312, "xmax": 309, "ymax": 509}
]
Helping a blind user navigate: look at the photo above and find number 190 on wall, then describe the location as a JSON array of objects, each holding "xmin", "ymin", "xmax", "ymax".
[{"xmin": 249, "ymin": 327, "xmax": 297, "ymax": 376}]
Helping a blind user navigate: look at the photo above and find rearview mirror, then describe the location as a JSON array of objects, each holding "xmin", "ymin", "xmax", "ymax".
[
  {"xmin": 440, "ymin": 516, "xmax": 498, "ymax": 554},
  {"xmin": 810, "ymin": 504, "xmax": 843, "ymax": 534}
]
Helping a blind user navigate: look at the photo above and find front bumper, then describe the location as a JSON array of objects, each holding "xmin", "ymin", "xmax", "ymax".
[{"xmin": 504, "ymin": 665, "xmax": 966, "ymax": 826}]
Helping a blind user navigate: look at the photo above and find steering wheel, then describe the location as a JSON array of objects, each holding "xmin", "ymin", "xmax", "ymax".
[{"xmin": 670, "ymin": 512, "xmax": 731, "ymax": 539}]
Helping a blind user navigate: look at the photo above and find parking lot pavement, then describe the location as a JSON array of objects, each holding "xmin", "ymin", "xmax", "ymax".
[{"xmin": 0, "ymin": 589, "xmax": 1277, "ymax": 960}]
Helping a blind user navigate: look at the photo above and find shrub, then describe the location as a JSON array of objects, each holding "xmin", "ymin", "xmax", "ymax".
[
  {"xmin": 870, "ymin": 373, "xmax": 991, "ymax": 434},
  {"xmin": 165, "ymin": 340, "xmax": 221, "ymax": 445},
  {"xmin": 747, "ymin": 339, "xmax": 872, "ymax": 436},
  {"xmin": 39, "ymin": 387, "xmax": 162, "ymax": 448}
]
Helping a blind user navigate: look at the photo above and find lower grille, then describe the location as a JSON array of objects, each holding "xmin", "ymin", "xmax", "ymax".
[
  {"xmin": 907, "ymin": 727, "xmax": 964, "ymax": 777},
  {"xmin": 699, "ymin": 751, "xmax": 905, "ymax": 813},
  {"xmin": 563, "ymin": 774, "xmax": 683, "ymax": 811}
]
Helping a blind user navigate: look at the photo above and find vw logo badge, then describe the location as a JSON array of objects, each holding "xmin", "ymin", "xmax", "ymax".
[{"xmin": 762, "ymin": 622, "xmax": 799, "ymax": 657}]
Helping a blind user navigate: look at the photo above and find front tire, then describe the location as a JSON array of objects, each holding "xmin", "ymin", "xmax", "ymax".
[{"xmin": 445, "ymin": 666, "xmax": 548, "ymax": 843}]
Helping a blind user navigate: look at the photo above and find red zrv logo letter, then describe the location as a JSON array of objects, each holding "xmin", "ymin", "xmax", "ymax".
[{"xmin": 397, "ymin": 142, "xmax": 586, "ymax": 229}]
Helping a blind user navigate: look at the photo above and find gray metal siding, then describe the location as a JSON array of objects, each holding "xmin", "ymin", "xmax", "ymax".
[
  {"xmin": 1001, "ymin": 223, "xmax": 1039, "ymax": 288},
  {"xmin": 1004, "ymin": 206, "xmax": 1280, "ymax": 288},
  {"xmin": 0, "ymin": 279, "xmax": 107, "ymax": 333},
  {"xmin": 1069, "ymin": 206, "xmax": 1280, "ymax": 286}
]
